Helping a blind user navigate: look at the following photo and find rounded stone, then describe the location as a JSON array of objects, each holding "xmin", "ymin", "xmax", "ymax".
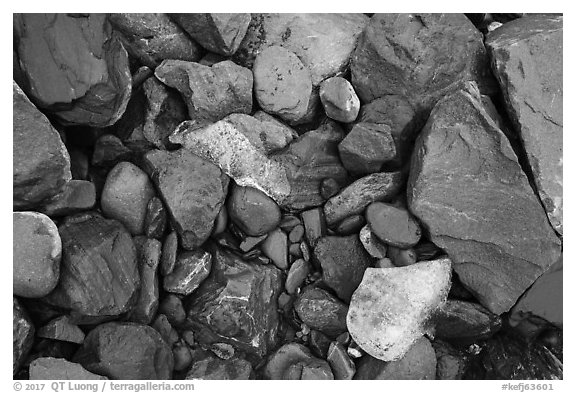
[
  {"xmin": 13, "ymin": 212, "xmax": 61, "ymax": 298},
  {"xmin": 366, "ymin": 202, "xmax": 422, "ymax": 248},
  {"xmin": 388, "ymin": 246, "xmax": 417, "ymax": 267},
  {"xmin": 319, "ymin": 76, "xmax": 360, "ymax": 123},
  {"xmin": 227, "ymin": 184, "xmax": 281, "ymax": 236},
  {"xmin": 101, "ymin": 161, "xmax": 156, "ymax": 235}
]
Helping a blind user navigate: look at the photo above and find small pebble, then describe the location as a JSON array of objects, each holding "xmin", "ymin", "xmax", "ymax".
[
  {"xmin": 239, "ymin": 234, "xmax": 268, "ymax": 252},
  {"xmin": 227, "ymin": 185, "xmax": 281, "ymax": 236},
  {"xmin": 211, "ymin": 205, "xmax": 228, "ymax": 236},
  {"xmin": 320, "ymin": 178, "xmax": 341, "ymax": 200},
  {"xmin": 334, "ymin": 214, "xmax": 366, "ymax": 235},
  {"xmin": 366, "ymin": 202, "xmax": 422, "ymax": 248},
  {"xmin": 163, "ymin": 250, "xmax": 212, "ymax": 296},
  {"xmin": 40, "ymin": 180, "xmax": 96, "ymax": 217},
  {"xmin": 91, "ymin": 134, "xmax": 131, "ymax": 168},
  {"xmin": 37, "ymin": 316, "xmax": 85, "ymax": 344},
  {"xmin": 144, "ymin": 197, "xmax": 167, "ymax": 239},
  {"xmin": 285, "ymin": 259, "xmax": 311, "ymax": 295},
  {"xmin": 309, "ymin": 330, "xmax": 332, "ymax": 359},
  {"xmin": 160, "ymin": 231, "xmax": 178, "ymax": 276},
  {"xmin": 375, "ymin": 258, "xmax": 395, "ymax": 268},
  {"xmin": 211, "ymin": 343, "xmax": 235, "ymax": 360},
  {"xmin": 158, "ymin": 294, "xmax": 187, "ymax": 327},
  {"xmin": 388, "ymin": 246, "xmax": 417, "ymax": 267},
  {"xmin": 152, "ymin": 314, "xmax": 179, "ymax": 346},
  {"xmin": 347, "ymin": 345, "xmax": 364, "ymax": 359},
  {"xmin": 359, "ymin": 225, "xmax": 387, "ymax": 259},
  {"xmin": 336, "ymin": 332, "xmax": 351, "ymax": 346},
  {"xmin": 289, "ymin": 225, "xmax": 305, "ymax": 243},
  {"xmin": 289, "ymin": 243, "xmax": 303, "ymax": 258},
  {"xmin": 261, "ymin": 228, "xmax": 288, "ymax": 269},
  {"xmin": 279, "ymin": 215, "xmax": 302, "ymax": 231},
  {"xmin": 301, "ymin": 208, "xmax": 327, "ymax": 247},
  {"xmin": 300, "ymin": 241, "xmax": 311, "ymax": 262},
  {"xmin": 182, "ymin": 330, "xmax": 195, "ymax": 347},
  {"xmin": 327, "ymin": 341, "xmax": 356, "ymax": 380},
  {"xmin": 173, "ymin": 342, "xmax": 193, "ymax": 371},
  {"xmin": 278, "ymin": 292, "xmax": 294, "ymax": 312},
  {"xmin": 319, "ymin": 76, "xmax": 360, "ymax": 123}
]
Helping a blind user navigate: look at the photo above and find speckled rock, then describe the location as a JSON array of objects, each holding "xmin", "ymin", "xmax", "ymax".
[
  {"xmin": 295, "ymin": 287, "xmax": 348, "ymax": 338},
  {"xmin": 366, "ymin": 202, "xmax": 422, "ymax": 248},
  {"xmin": 285, "ymin": 259, "xmax": 310, "ymax": 294},
  {"xmin": 163, "ymin": 250, "xmax": 212, "ymax": 296},
  {"xmin": 13, "ymin": 298, "xmax": 35, "ymax": 375},
  {"xmin": 29, "ymin": 357, "xmax": 107, "ymax": 380},
  {"xmin": 144, "ymin": 197, "xmax": 167, "ymax": 239},
  {"xmin": 227, "ymin": 184, "xmax": 281, "ymax": 237},
  {"xmin": 319, "ymin": 76, "xmax": 360, "ymax": 123},
  {"xmin": 263, "ymin": 343, "xmax": 334, "ymax": 380},
  {"xmin": 359, "ymin": 225, "xmax": 387, "ymax": 259}
]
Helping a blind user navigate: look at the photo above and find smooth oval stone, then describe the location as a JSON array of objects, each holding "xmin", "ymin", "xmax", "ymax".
[
  {"xmin": 366, "ymin": 202, "xmax": 422, "ymax": 248},
  {"xmin": 159, "ymin": 294, "xmax": 186, "ymax": 327},
  {"xmin": 359, "ymin": 225, "xmax": 388, "ymax": 259},
  {"xmin": 320, "ymin": 178, "xmax": 341, "ymax": 200},
  {"xmin": 261, "ymin": 228, "xmax": 288, "ymax": 270},
  {"xmin": 388, "ymin": 246, "xmax": 417, "ymax": 267},
  {"xmin": 173, "ymin": 342, "xmax": 193, "ymax": 372},
  {"xmin": 13, "ymin": 212, "xmax": 61, "ymax": 298},
  {"xmin": 285, "ymin": 259, "xmax": 310, "ymax": 295},
  {"xmin": 320, "ymin": 76, "xmax": 360, "ymax": 123},
  {"xmin": 160, "ymin": 231, "xmax": 178, "ymax": 276},
  {"xmin": 295, "ymin": 287, "xmax": 348, "ymax": 338},
  {"xmin": 289, "ymin": 225, "xmax": 305, "ymax": 243},
  {"xmin": 334, "ymin": 214, "xmax": 366, "ymax": 235},
  {"xmin": 163, "ymin": 250, "xmax": 212, "ymax": 296},
  {"xmin": 228, "ymin": 184, "xmax": 281, "ymax": 236}
]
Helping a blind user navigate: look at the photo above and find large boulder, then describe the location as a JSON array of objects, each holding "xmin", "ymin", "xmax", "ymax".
[
  {"xmin": 407, "ymin": 83, "xmax": 562, "ymax": 314},
  {"xmin": 13, "ymin": 82, "xmax": 71, "ymax": 210},
  {"xmin": 486, "ymin": 15, "xmax": 563, "ymax": 235}
]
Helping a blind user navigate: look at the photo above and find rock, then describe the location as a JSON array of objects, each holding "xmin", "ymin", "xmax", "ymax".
[
  {"xmin": 144, "ymin": 197, "xmax": 167, "ymax": 239},
  {"xmin": 143, "ymin": 149, "xmax": 229, "ymax": 250},
  {"xmin": 324, "ymin": 172, "xmax": 404, "ymax": 225},
  {"xmin": 108, "ymin": 13, "xmax": 202, "ymax": 68},
  {"xmin": 210, "ymin": 343, "xmax": 235, "ymax": 360},
  {"xmin": 333, "ymin": 215, "xmax": 366, "ymax": 235},
  {"xmin": 142, "ymin": 76, "xmax": 188, "ymax": 150},
  {"xmin": 212, "ymin": 206, "xmax": 228, "ymax": 236},
  {"xmin": 239, "ymin": 235, "xmax": 268, "ymax": 252},
  {"xmin": 227, "ymin": 185, "xmax": 281, "ymax": 236},
  {"xmin": 486, "ymin": 15, "xmax": 563, "ymax": 234},
  {"xmin": 388, "ymin": 247, "xmax": 417, "ymax": 267},
  {"xmin": 252, "ymin": 110, "xmax": 299, "ymax": 149},
  {"xmin": 151, "ymin": 314, "xmax": 179, "ymax": 346},
  {"xmin": 319, "ymin": 76, "xmax": 360, "ymax": 123},
  {"xmin": 91, "ymin": 134, "xmax": 132, "ymax": 168},
  {"xmin": 128, "ymin": 238, "xmax": 161, "ymax": 324},
  {"xmin": 288, "ymin": 225, "xmax": 305, "ymax": 243},
  {"xmin": 263, "ymin": 343, "xmax": 334, "ymax": 380},
  {"xmin": 261, "ymin": 228, "xmax": 288, "ymax": 269},
  {"xmin": 101, "ymin": 161, "xmax": 156, "ymax": 235},
  {"xmin": 14, "ymin": 14, "xmax": 132, "ymax": 127},
  {"xmin": 300, "ymin": 242, "xmax": 311, "ymax": 262},
  {"xmin": 171, "ymin": 13, "xmax": 250, "ymax": 56},
  {"xmin": 359, "ymin": 225, "xmax": 387, "ymax": 259},
  {"xmin": 198, "ymin": 52, "xmax": 227, "ymax": 66},
  {"xmin": 186, "ymin": 351, "xmax": 252, "ymax": 380},
  {"xmin": 160, "ymin": 231, "xmax": 178, "ymax": 276},
  {"xmin": 234, "ymin": 14, "xmax": 368, "ymax": 86},
  {"xmin": 338, "ymin": 123, "xmax": 396, "ymax": 176},
  {"xmin": 434, "ymin": 300, "xmax": 502, "ymax": 345},
  {"xmin": 295, "ymin": 287, "xmax": 348, "ymax": 337},
  {"xmin": 185, "ymin": 245, "xmax": 282, "ymax": 357},
  {"xmin": 13, "ymin": 298, "xmax": 35, "ymax": 375},
  {"xmin": 45, "ymin": 214, "xmax": 140, "ymax": 322},
  {"xmin": 29, "ymin": 358, "xmax": 107, "ymax": 380},
  {"xmin": 69, "ymin": 149, "xmax": 90, "ymax": 180},
  {"xmin": 366, "ymin": 202, "xmax": 422, "ymax": 248},
  {"xmin": 314, "ymin": 235, "xmax": 372, "ymax": 302},
  {"xmin": 173, "ymin": 342, "xmax": 192, "ymax": 372},
  {"xmin": 74, "ymin": 322, "xmax": 173, "ymax": 380},
  {"xmin": 432, "ymin": 340, "xmax": 468, "ymax": 380},
  {"xmin": 158, "ymin": 294, "xmax": 186, "ymax": 327},
  {"xmin": 320, "ymin": 178, "xmax": 341, "ymax": 199},
  {"xmin": 163, "ymin": 250, "xmax": 212, "ymax": 296},
  {"xmin": 253, "ymin": 46, "xmax": 315, "ymax": 124},
  {"xmin": 347, "ymin": 259, "xmax": 452, "ymax": 361},
  {"xmin": 13, "ymin": 82, "xmax": 71, "ymax": 210},
  {"xmin": 40, "ymin": 180, "xmax": 96, "ymax": 217},
  {"xmin": 375, "ymin": 258, "xmax": 395, "ymax": 268},
  {"xmin": 13, "ymin": 212, "xmax": 61, "ymax": 298},
  {"xmin": 37, "ymin": 316, "xmax": 85, "ymax": 344},
  {"xmin": 155, "ymin": 60, "xmax": 252, "ymax": 125},
  {"xmin": 407, "ymin": 83, "xmax": 562, "ymax": 314},
  {"xmin": 351, "ymin": 13, "xmax": 490, "ymax": 112},
  {"xmin": 355, "ymin": 337, "xmax": 436, "ymax": 380},
  {"xmin": 309, "ymin": 330, "xmax": 332, "ymax": 359},
  {"xmin": 327, "ymin": 341, "xmax": 356, "ymax": 380},
  {"xmin": 285, "ymin": 259, "xmax": 310, "ymax": 295},
  {"xmin": 289, "ymin": 243, "xmax": 303, "ymax": 258}
]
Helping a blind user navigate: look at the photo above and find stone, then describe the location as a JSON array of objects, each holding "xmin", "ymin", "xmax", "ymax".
[
  {"xmin": 253, "ymin": 46, "xmax": 315, "ymax": 124},
  {"xmin": 314, "ymin": 235, "xmax": 373, "ymax": 302},
  {"xmin": 486, "ymin": 15, "xmax": 563, "ymax": 234},
  {"xmin": 300, "ymin": 242, "xmax": 311, "ymax": 262},
  {"xmin": 366, "ymin": 202, "xmax": 422, "ymax": 248},
  {"xmin": 252, "ymin": 110, "xmax": 299, "ymax": 149},
  {"xmin": 263, "ymin": 343, "xmax": 334, "ymax": 380},
  {"xmin": 320, "ymin": 178, "xmax": 341, "ymax": 199},
  {"xmin": 375, "ymin": 258, "xmax": 395, "ymax": 269},
  {"xmin": 69, "ymin": 149, "xmax": 90, "ymax": 180},
  {"xmin": 13, "ymin": 212, "xmax": 61, "ymax": 298},
  {"xmin": 173, "ymin": 342, "xmax": 192, "ymax": 372},
  {"xmin": 359, "ymin": 225, "xmax": 387, "ymax": 259},
  {"xmin": 351, "ymin": 13, "xmax": 490, "ymax": 112},
  {"xmin": 160, "ymin": 231, "xmax": 178, "ymax": 276},
  {"xmin": 171, "ymin": 13, "xmax": 250, "ymax": 56},
  {"xmin": 37, "ymin": 316, "xmax": 85, "ymax": 344},
  {"xmin": 289, "ymin": 243, "xmax": 303, "ymax": 258},
  {"xmin": 128, "ymin": 238, "xmax": 161, "ymax": 324},
  {"xmin": 155, "ymin": 60, "xmax": 252, "ymax": 125},
  {"xmin": 142, "ymin": 76, "xmax": 188, "ymax": 150},
  {"xmin": 143, "ymin": 149, "xmax": 229, "ymax": 250},
  {"xmin": 285, "ymin": 259, "xmax": 310, "ymax": 295},
  {"xmin": 319, "ymin": 76, "xmax": 360, "ymax": 123},
  {"xmin": 234, "ymin": 13, "xmax": 368, "ymax": 86},
  {"xmin": 324, "ymin": 172, "xmax": 404, "ymax": 225},
  {"xmin": 14, "ymin": 14, "xmax": 132, "ymax": 127},
  {"xmin": 29, "ymin": 357, "xmax": 107, "ymax": 380},
  {"xmin": 407, "ymin": 83, "xmax": 562, "ymax": 314},
  {"xmin": 101, "ymin": 161, "xmax": 156, "ymax": 235},
  {"xmin": 261, "ymin": 228, "xmax": 288, "ymax": 269},
  {"xmin": 309, "ymin": 330, "xmax": 332, "ymax": 359},
  {"xmin": 198, "ymin": 52, "xmax": 227, "ymax": 66},
  {"xmin": 13, "ymin": 298, "xmax": 35, "ymax": 375},
  {"xmin": 186, "ymin": 351, "xmax": 252, "ymax": 380},
  {"xmin": 151, "ymin": 314, "xmax": 179, "ymax": 346},
  {"xmin": 91, "ymin": 134, "xmax": 132, "ymax": 168},
  {"xmin": 301, "ymin": 209, "xmax": 326, "ymax": 249},
  {"xmin": 13, "ymin": 82, "xmax": 71, "ymax": 210},
  {"xmin": 288, "ymin": 225, "xmax": 305, "ymax": 243},
  {"xmin": 327, "ymin": 341, "xmax": 356, "ymax": 380},
  {"xmin": 44, "ymin": 214, "xmax": 140, "ymax": 322},
  {"xmin": 294, "ymin": 287, "xmax": 348, "ymax": 338},
  {"xmin": 333, "ymin": 215, "xmax": 366, "ymax": 235},
  {"xmin": 228, "ymin": 184, "xmax": 281, "ymax": 236},
  {"xmin": 159, "ymin": 294, "xmax": 186, "ymax": 328},
  {"xmin": 239, "ymin": 235, "xmax": 268, "ymax": 252},
  {"xmin": 40, "ymin": 180, "xmax": 96, "ymax": 217},
  {"xmin": 434, "ymin": 300, "xmax": 502, "ymax": 346},
  {"xmin": 388, "ymin": 247, "xmax": 417, "ymax": 267},
  {"xmin": 108, "ymin": 13, "xmax": 202, "ymax": 68},
  {"xmin": 212, "ymin": 206, "xmax": 228, "ymax": 236},
  {"xmin": 185, "ymin": 245, "xmax": 283, "ymax": 357},
  {"xmin": 210, "ymin": 343, "xmax": 235, "ymax": 360},
  {"xmin": 347, "ymin": 259, "xmax": 452, "ymax": 361},
  {"xmin": 432, "ymin": 340, "xmax": 468, "ymax": 380},
  {"xmin": 355, "ymin": 337, "xmax": 436, "ymax": 380},
  {"xmin": 338, "ymin": 123, "xmax": 397, "ymax": 176},
  {"xmin": 144, "ymin": 197, "xmax": 167, "ymax": 239},
  {"xmin": 74, "ymin": 322, "xmax": 173, "ymax": 380},
  {"xmin": 163, "ymin": 250, "xmax": 212, "ymax": 296}
]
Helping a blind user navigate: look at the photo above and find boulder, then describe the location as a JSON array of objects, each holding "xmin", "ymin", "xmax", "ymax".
[
  {"xmin": 29, "ymin": 358, "xmax": 107, "ymax": 380},
  {"xmin": 407, "ymin": 83, "xmax": 562, "ymax": 314},
  {"xmin": 13, "ymin": 298, "xmax": 35, "ymax": 375}
]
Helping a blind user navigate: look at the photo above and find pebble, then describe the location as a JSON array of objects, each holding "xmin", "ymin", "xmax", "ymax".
[
  {"xmin": 289, "ymin": 225, "xmax": 305, "ymax": 243},
  {"xmin": 278, "ymin": 292, "xmax": 294, "ymax": 312},
  {"xmin": 129, "ymin": 238, "xmax": 162, "ymax": 325},
  {"xmin": 211, "ymin": 343, "xmax": 235, "ymax": 360},
  {"xmin": 327, "ymin": 341, "xmax": 356, "ymax": 380},
  {"xmin": 359, "ymin": 225, "xmax": 388, "ymax": 259},
  {"xmin": 158, "ymin": 294, "xmax": 187, "ymax": 328},
  {"xmin": 160, "ymin": 231, "xmax": 178, "ymax": 276},
  {"xmin": 285, "ymin": 259, "xmax": 311, "ymax": 295},
  {"xmin": 433, "ymin": 340, "xmax": 469, "ymax": 380},
  {"xmin": 334, "ymin": 214, "xmax": 366, "ymax": 235},
  {"xmin": 336, "ymin": 332, "xmax": 351, "ymax": 346},
  {"xmin": 37, "ymin": 316, "xmax": 85, "ymax": 344},
  {"xmin": 301, "ymin": 207, "xmax": 327, "ymax": 248},
  {"xmin": 289, "ymin": 243, "xmax": 303, "ymax": 258},
  {"xmin": 347, "ymin": 341, "xmax": 364, "ymax": 359},
  {"xmin": 69, "ymin": 149, "xmax": 90, "ymax": 181},
  {"xmin": 239, "ymin": 234, "xmax": 268, "ymax": 252},
  {"xmin": 279, "ymin": 215, "xmax": 302, "ymax": 232},
  {"xmin": 435, "ymin": 300, "xmax": 502, "ymax": 345},
  {"xmin": 309, "ymin": 330, "xmax": 332, "ymax": 359},
  {"xmin": 13, "ymin": 212, "xmax": 61, "ymax": 298},
  {"xmin": 228, "ymin": 184, "xmax": 281, "ymax": 236},
  {"xmin": 182, "ymin": 330, "xmax": 195, "ymax": 347},
  {"xmin": 91, "ymin": 134, "xmax": 132, "ymax": 168},
  {"xmin": 173, "ymin": 342, "xmax": 193, "ymax": 372},
  {"xmin": 144, "ymin": 197, "xmax": 167, "ymax": 239},
  {"xmin": 163, "ymin": 250, "xmax": 212, "ymax": 296},
  {"xmin": 319, "ymin": 76, "xmax": 360, "ymax": 123},
  {"xmin": 101, "ymin": 161, "xmax": 156, "ymax": 235},
  {"xmin": 261, "ymin": 228, "xmax": 289, "ymax": 270},
  {"xmin": 320, "ymin": 178, "xmax": 341, "ymax": 200},
  {"xmin": 366, "ymin": 202, "xmax": 422, "ymax": 248},
  {"xmin": 13, "ymin": 298, "xmax": 35, "ymax": 374},
  {"xmin": 29, "ymin": 357, "xmax": 107, "ymax": 380},
  {"xmin": 211, "ymin": 206, "xmax": 228, "ymax": 236},
  {"xmin": 375, "ymin": 258, "xmax": 395, "ymax": 268},
  {"xmin": 152, "ymin": 314, "xmax": 179, "ymax": 347},
  {"xmin": 185, "ymin": 350, "xmax": 253, "ymax": 380},
  {"xmin": 263, "ymin": 343, "xmax": 334, "ymax": 380},
  {"xmin": 300, "ymin": 242, "xmax": 311, "ymax": 262},
  {"xmin": 388, "ymin": 246, "xmax": 417, "ymax": 267},
  {"xmin": 40, "ymin": 180, "xmax": 96, "ymax": 217},
  {"xmin": 295, "ymin": 287, "xmax": 349, "ymax": 338}
]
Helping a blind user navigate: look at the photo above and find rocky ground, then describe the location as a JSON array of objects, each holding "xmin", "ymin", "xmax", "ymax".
[{"xmin": 13, "ymin": 13, "xmax": 562, "ymax": 380}]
